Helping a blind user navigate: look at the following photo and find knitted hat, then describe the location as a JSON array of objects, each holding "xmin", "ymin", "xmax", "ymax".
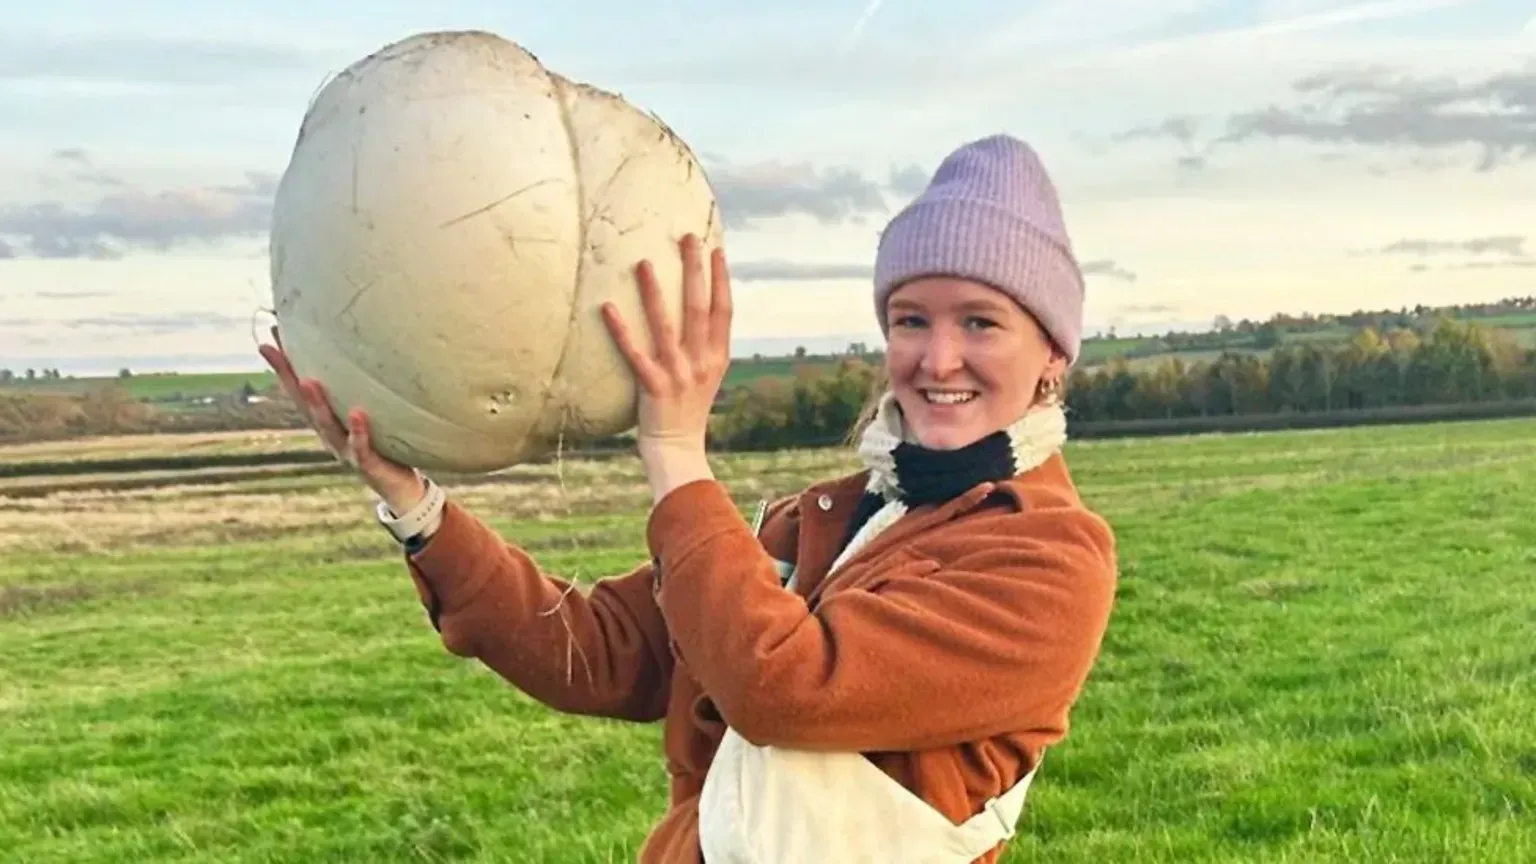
[{"xmin": 873, "ymin": 134, "xmax": 1086, "ymax": 364}]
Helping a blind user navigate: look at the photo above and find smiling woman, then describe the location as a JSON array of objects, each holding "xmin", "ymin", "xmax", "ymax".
[
  {"xmin": 880, "ymin": 278, "xmax": 1067, "ymax": 449},
  {"xmin": 265, "ymin": 132, "xmax": 1117, "ymax": 864}
]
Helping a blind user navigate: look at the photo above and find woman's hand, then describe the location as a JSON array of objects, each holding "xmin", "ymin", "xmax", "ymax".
[
  {"xmin": 258, "ymin": 325, "xmax": 427, "ymax": 514},
  {"xmin": 601, "ymin": 233, "xmax": 733, "ymax": 503}
]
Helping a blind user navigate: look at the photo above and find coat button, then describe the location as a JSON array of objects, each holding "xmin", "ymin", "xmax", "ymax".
[{"xmin": 817, "ymin": 494, "xmax": 834, "ymax": 511}]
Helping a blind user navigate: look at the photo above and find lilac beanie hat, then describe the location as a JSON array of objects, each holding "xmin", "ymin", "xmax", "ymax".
[{"xmin": 873, "ymin": 134, "xmax": 1086, "ymax": 364}]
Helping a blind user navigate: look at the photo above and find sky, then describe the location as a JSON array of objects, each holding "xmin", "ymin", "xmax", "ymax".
[{"xmin": 2, "ymin": 0, "xmax": 1534, "ymax": 375}]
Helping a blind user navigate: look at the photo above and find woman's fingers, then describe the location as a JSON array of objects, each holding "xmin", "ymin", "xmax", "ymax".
[
  {"xmin": 346, "ymin": 408, "xmax": 377, "ymax": 466},
  {"xmin": 604, "ymin": 233, "xmax": 732, "ymax": 393},
  {"xmin": 601, "ymin": 302, "xmax": 665, "ymax": 393},
  {"xmin": 679, "ymin": 234, "xmax": 710, "ymax": 358},
  {"xmin": 260, "ymin": 329, "xmax": 344, "ymax": 451},
  {"xmin": 635, "ymin": 258, "xmax": 681, "ymax": 371},
  {"xmin": 260, "ymin": 327, "xmax": 418, "ymax": 487},
  {"xmin": 347, "ymin": 408, "xmax": 400, "ymax": 480},
  {"xmin": 259, "ymin": 340, "xmax": 302, "ymax": 402},
  {"xmin": 708, "ymin": 245, "xmax": 733, "ymax": 358},
  {"xmin": 300, "ymin": 379, "xmax": 352, "ymax": 460}
]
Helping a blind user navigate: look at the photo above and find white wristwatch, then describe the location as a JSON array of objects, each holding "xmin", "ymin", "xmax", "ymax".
[{"xmin": 376, "ymin": 474, "xmax": 447, "ymax": 545}]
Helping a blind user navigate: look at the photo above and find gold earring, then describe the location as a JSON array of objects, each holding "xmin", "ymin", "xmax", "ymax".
[{"xmin": 1037, "ymin": 377, "xmax": 1062, "ymax": 406}]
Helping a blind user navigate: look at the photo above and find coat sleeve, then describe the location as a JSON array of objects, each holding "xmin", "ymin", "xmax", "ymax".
[
  {"xmin": 404, "ymin": 500, "xmax": 674, "ymax": 723},
  {"xmin": 645, "ymin": 479, "xmax": 1117, "ymax": 752}
]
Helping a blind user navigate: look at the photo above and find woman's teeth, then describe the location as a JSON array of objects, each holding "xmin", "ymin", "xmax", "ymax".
[{"xmin": 924, "ymin": 390, "xmax": 977, "ymax": 404}]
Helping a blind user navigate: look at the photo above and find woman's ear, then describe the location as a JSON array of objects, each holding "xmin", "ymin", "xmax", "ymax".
[{"xmin": 1043, "ymin": 348, "xmax": 1069, "ymax": 384}]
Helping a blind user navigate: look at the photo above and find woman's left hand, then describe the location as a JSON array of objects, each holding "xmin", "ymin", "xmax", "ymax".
[{"xmin": 602, "ymin": 232, "xmax": 733, "ymax": 502}]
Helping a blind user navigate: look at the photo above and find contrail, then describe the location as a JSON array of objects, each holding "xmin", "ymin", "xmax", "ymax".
[{"xmin": 842, "ymin": 0, "xmax": 886, "ymax": 52}]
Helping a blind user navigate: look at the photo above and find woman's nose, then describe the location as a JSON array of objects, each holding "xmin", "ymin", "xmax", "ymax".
[{"xmin": 920, "ymin": 331, "xmax": 964, "ymax": 377}]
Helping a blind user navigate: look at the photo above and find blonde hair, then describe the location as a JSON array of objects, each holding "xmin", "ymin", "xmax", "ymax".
[{"xmin": 844, "ymin": 365, "xmax": 891, "ymax": 447}]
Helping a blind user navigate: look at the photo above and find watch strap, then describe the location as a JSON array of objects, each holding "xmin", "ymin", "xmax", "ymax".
[{"xmin": 376, "ymin": 475, "xmax": 446, "ymax": 544}]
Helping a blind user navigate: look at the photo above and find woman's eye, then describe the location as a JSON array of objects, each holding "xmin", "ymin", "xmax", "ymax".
[
  {"xmin": 893, "ymin": 315, "xmax": 926, "ymax": 328},
  {"xmin": 965, "ymin": 316, "xmax": 999, "ymax": 330}
]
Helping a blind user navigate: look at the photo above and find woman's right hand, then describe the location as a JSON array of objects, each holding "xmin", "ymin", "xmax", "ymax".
[{"xmin": 258, "ymin": 325, "xmax": 427, "ymax": 514}]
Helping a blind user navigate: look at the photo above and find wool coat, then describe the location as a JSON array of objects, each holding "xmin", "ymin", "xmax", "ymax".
[{"xmin": 402, "ymin": 451, "xmax": 1117, "ymax": 863}]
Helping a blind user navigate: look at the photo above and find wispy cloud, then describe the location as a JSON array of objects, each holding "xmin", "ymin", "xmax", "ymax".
[
  {"xmin": 708, "ymin": 159, "xmax": 902, "ymax": 229},
  {"xmin": 0, "ymin": 34, "xmax": 316, "ymax": 88},
  {"xmin": 1083, "ymin": 259, "xmax": 1139, "ymax": 282},
  {"xmin": 1111, "ymin": 62, "xmax": 1536, "ymax": 171},
  {"xmin": 0, "ymin": 312, "xmax": 249, "ymax": 335},
  {"xmin": 0, "ymin": 150, "xmax": 275, "ymax": 259},
  {"xmin": 1372, "ymin": 235, "xmax": 1528, "ymax": 258},
  {"xmin": 841, "ymin": 0, "xmax": 887, "ymax": 52},
  {"xmin": 987, "ymin": 0, "xmax": 1219, "ymax": 52},
  {"xmin": 733, "ymin": 261, "xmax": 871, "ymax": 282},
  {"xmin": 1367, "ymin": 233, "xmax": 1531, "ymax": 272},
  {"xmin": 732, "ymin": 256, "xmax": 1137, "ymax": 283},
  {"xmin": 1087, "ymin": 0, "xmax": 1472, "ymax": 63}
]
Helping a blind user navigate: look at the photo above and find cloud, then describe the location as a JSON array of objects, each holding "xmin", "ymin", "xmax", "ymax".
[
  {"xmin": 734, "ymin": 256, "xmax": 1134, "ymax": 283},
  {"xmin": 0, "ymin": 151, "xmax": 276, "ymax": 259},
  {"xmin": 0, "ymin": 312, "xmax": 248, "ymax": 335},
  {"xmin": 1114, "ymin": 62, "xmax": 1536, "ymax": 171},
  {"xmin": 886, "ymin": 164, "xmax": 931, "ymax": 197},
  {"xmin": 1371, "ymin": 234, "xmax": 1531, "ymax": 272},
  {"xmin": 33, "ymin": 290, "xmax": 113, "ymax": 299},
  {"xmin": 1373, "ymin": 235, "xmax": 1528, "ymax": 258},
  {"xmin": 1411, "ymin": 259, "xmax": 1536, "ymax": 272},
  {"xmin": 1448, "ymin": 260, "xmax": 1536, "ymax": 269},
  {"xmin": 1112, "ymin": 116, "xmax": 1211, "ymax": 169},
  {"xmin": 0, "ymin": 35, "xmax": 316, "ymax": 87},
  {"xmin": 1085, "ymin": 0, "xmax": 1473, "ymax": 65},
  {"xmin": 1112, "ymin": 303, "xmax": 1179, "ymax": 316},
  {"xmin": 841, "ymin": 0, "xmax": 888, "ymax": 53},
  {"xmin": 1082, "ymin": 259, "xmax": 1138, "ymax": 282},
  {"xmin": 733, "ymin": 261, "xmax": 872, "ymax": 282},
  {"xmin": 44, "ymin": 148, "xmax": 126, "ymax": 189},
  {"xmin": 707, "ymin": 159, "xmax": 900, "ymax": 228}
]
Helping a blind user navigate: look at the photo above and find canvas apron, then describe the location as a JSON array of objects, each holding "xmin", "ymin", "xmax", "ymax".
[{"xmin": 696, "ymin": 726, "xmax": 1039, "ymax": 863}]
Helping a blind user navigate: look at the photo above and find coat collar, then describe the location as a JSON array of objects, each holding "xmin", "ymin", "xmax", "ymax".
[{"xmin": 778, "ymin": 451, "xmax": 1083, "ymax": 603}]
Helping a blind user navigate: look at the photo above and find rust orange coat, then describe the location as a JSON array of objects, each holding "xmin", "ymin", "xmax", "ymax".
[{"xmin": 404, "ymin": 452, "xmax": 1117, "ymax": 863}]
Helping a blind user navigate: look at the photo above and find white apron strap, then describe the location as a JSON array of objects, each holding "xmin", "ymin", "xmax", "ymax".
[{"xmin": 938, "ymin": 756, "xmax": 1041, "ymax": 858}]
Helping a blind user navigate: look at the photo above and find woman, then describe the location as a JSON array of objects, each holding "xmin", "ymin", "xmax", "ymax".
[{"xmin": 260, "ymin": 134, "xmax": 1117, "ymax": 863}]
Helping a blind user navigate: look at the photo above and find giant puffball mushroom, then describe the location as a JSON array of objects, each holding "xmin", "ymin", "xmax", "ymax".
[{"xmin": 269, "ymin": 30, "xmax": 723, "ymax": 473}]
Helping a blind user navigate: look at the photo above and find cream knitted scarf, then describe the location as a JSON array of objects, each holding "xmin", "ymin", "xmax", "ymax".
[{"xmin": 828, "ymin": 390, "xmax": 1068, "ymax": 575}]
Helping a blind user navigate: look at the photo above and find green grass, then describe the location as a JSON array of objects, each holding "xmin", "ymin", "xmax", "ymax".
[
  {"xmin": 1078, "ymin": 337, "xmax": 1154, "ymax": 364},
  {"xmin": 1478, "ymin": 313, "xmax": 1536, "ymax": 328},
  {"xmin": 0, "ymin": 372, "xmax": 276, "ymax": 401},
  {"xmin": 720, "ymin": 354, "xmax": 842, "ymax": 388},
  {"xmin": 1, "ymin": 421, "xmax": 1533, "ymax": 862}
]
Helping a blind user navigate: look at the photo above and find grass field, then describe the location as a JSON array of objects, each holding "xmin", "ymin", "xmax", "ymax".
[
  {"xmin": 0, "ymin": 372, "xmax": 277, "ymax": 401},
  {"xmin": 2, "ymin": 419, "xmax": 1533, "ymax": 862}
]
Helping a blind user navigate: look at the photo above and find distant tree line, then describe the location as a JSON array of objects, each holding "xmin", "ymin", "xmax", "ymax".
[
  {"xmin": 0, "ymin": 368, "xmax": 65, "ymax": 383},
  {"xmin": 706, "ymin": 317, "xmax": 1536, "ymax": 450},
  {"xmin": 1067, "ymin": 318, "xmax": 1536, "ymax": 421},
  {"xmin": 6, "ymin": 313, "xmax": 1535, "ymax": 450},
  {"xmin": 1112, "ymin": 295, "xmax": 1536, "ymax": 360}
]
